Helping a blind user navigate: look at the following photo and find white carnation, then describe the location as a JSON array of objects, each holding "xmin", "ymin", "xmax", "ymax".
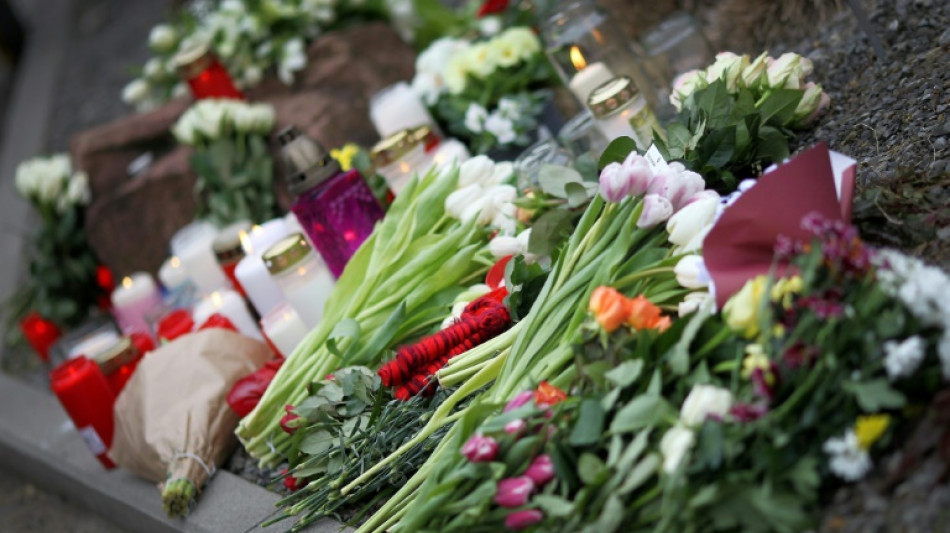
[
  {"xmin": 883, "ymin": 336, "xmax": 925, "ymax": 380},
  {"xmin": 823, "ymin": 430, "xmax": 872, "ymax": 482}
]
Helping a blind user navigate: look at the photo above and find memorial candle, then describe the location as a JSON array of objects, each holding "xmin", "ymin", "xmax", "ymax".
[
  {"xmin": 369, "ymin": 82, "xmax": 440, "ymax": 138},
  {"xmin": 173, "ymin": 41, "xmax": 243, "ymax": 101},
  {"xmin": 192, "ymin": 289, "xmax": 261, "ymax": 340},
  {"xmin": 170, "ymin": 221, "xmax": 229, "ymax": 295},
  {"xmin": 20, "ymin": 312, "xmax": 61, "ymax": 362},
  {"xmin": 567, "ymin": 46, "xmax": 615, "ymax": 103},
  {"xmin": 49, "ymin": 357, "xmax": 116, "ymax": 468},
  {"xmin": 234, "ymin": 219, "xmax": 290, "ymax": 317},
  {"xmin": 260, "ymin": 303, "xmax": 309, "ymax": 358},
  {"xmin": 213, "ymin": 221, "xmax": 252, "ymax": 299},
  {"xmin": 110, "ymin": 272, "xmax": 163, "ymax": 337}
]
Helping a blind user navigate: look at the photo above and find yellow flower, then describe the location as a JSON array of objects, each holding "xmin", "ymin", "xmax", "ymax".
[
  {"xmin": 741, "ymin": 344, "xmax": 772, "ymax": 381},
  {"xmin": 498, "ymin": 27, "xmax": 541, "ymax": 61},
  {"xmin": 463, "ymin": 43, "xmax": 500, "ymax": 78},
  {"xmin": 723, "ymin": 275, "xmax": 767, "ymax": 338},
  {"xmin": 330, "ymin": 143, "xmax": 360, "ymax": 171},
  {"xmin": 854, "ymin": 414, "xmax": 890, "ymax": 451},
  {"xmin": 445, "ymin": 55, "xmax": 469, "ymax": 94},
  {"xmin": 771, "ymin": 275, "xmax": 803, "ymax": 308}
]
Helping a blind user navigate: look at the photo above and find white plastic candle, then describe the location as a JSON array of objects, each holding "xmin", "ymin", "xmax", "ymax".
[
  {"xmin": 432, "ymin": 138, "xmax": 471, "ymax": 169},
  {"xmin": 234, "ymin": 218, "xmax": 291, "ymax": 317},
  {"xmin": 158, "ymin": 256, "xmax": 189, "ymax": 291},
  {"xmin": 370, "ymin": 82, "xmax": 439, "ymax": 138},
  {"xmin": 242, "ymin": 219, "xmax": 290, "ymax": 256},
  {"xmin": 67, "ymin": 330, "xmax": 121, "ymax": 360},
  {"xmin": 110, "ymin": 272, "xmax": 163, "ymax": 337},
  {"xmin": 260, "ymin": 303, "xmax": 309, "ymax": 358},
  {"xmin": 192, "ymin": 289, "xmax": 262, "ymax": 340},
  {"xmin": 263, "ymin": 234, "xmax": 336, "ymax": 328},
  {"xmin": 170, "ymin": 221, "xmax": 228, "ymax": 295},
  {"xmin": 569, "ymin": 62, "xmax": 614, "ymax": 102}
]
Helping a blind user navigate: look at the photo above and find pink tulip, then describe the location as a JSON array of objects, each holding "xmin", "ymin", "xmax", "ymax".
[
  {"xmin": 494, "ymin": 476, "xmax": 535, "ymax": 508},
  {"xmin": 524, "ymin": 454, "xmax": 555, "ymax": 486},
  {"xmin": 598, "ymin": 162, "xmax": 632, "ymax": 202},
  {"xmin": 621, "ymin": 153, "xmax": 654, "ymax": 196},
  {"xmin": 671, "ymin": 170, "xmax": 705, "ymax": 210},
  {"xmin": 505, "ymin": 418, "xmax": 527, "ymax": 435},
  {"xmin": 505, "ymin": 509, "xmax": 544, "ymax": 530},
  {"xmin": 504, "ymin": 391, "xmax": 534, "ymax": 412},
  {"xmin": 683, "ymin": 189, "xmax": 721, "ymax": 206},
  {"xmin": 637, "ymin": 194, "xmax": 673, "ymax": 228},
  {"xmin": 462, "ymin": 434, "xmax": 499, "ymax": 462}
]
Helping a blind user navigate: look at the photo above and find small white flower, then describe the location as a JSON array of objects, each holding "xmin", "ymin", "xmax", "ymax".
[
  {"xmin": 678, "ymin": 292, "xmax": 712, "ymax": 317},
  {"xmin": 243, "ymin": 65, "xmax": 264, "ymax": 86},
  {"xmin": 478, "ymin": 16, "xmax": 502, "ymax": 37},
  {"xmin": 464, "ymin": 103, "xmax": 488, "ymax": 133},
  {"xmin": 660, "ymin": 425, "xmax": 695, "ymax": 474},
  {"xmin": 680, "ymin": 384, "xmax": 733, "ymax": 427},
  {"xmin": 823, "ymin": 430, "xmax": 872, "ymax": 482},
  {"xmin": 484, "ymin": 113, "xmax": 516, "ymax": 145},
  {"xmin": 143, "ymin": 58, "xmax": 165, "ymax": 81},
  {"xmin": 496, "ymin": 98, "xmax": 522, "ymax": 121},
  {"xmin": 148, "ymin": 24, "xmax": 178, "ymax": 53},
  {"xmin": 883, "ymin": 336, "xmax": 925, "ymax": 380},
  {"xmin": 121, "ymin": 78, "xmax": 150, "ymax": 105}
]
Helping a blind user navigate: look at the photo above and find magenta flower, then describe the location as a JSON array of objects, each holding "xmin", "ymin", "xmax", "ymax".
[
  {"xmin": 494, "ymin": 476, "xmax": 535, "ymax": 508},
  {"xmin": 505, "ymin": 418, "xmax": 527, "ymax": 435},
  {"xmin": 730, "ymin": 403, "xmax": 768, "ymax": 422},
  {"xmin": 504, "ymin": 391, "xmax": 534, "ymax": 412},
  {"xmin": 621, "ymin": 153, "xmax": 653, "ymax": 196},
  {"xmin": 461, "ymin": 434, "xmax": 499, "ymax": 462},
  {"xmin": 505, "ymin": 509, "xmax": 544, "ymax": 530},
  {"xmin": 524, "ymin": 454, "xmax": 555, "ymax": 486}
]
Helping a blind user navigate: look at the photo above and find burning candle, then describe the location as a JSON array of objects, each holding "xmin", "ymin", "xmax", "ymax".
[
  {"xmin": 263, "ymin": 234, "xmax": 336, "ymax": 328},
  {"xmin": 170, "ymin": 221, "xmax": 229, "ymax": 295},
  {"xmin": 110, "ymin": 272, "xmax": 163, "ymax": 337},
  {"xmin": 158, "ymin": 256, "xmax": 189, "ymax": 291},
  {"xmin": 213, "ymin": 221, "xmax": 252, "ymax": 299},
  {"xmin": 20, "ymin": 312, "xmax": 61, "ymax": 362},
  {"xmin": 49, "ymin": 356, "xmax": 116, "ymax": 468},
  {"xmin": 234, "ymin": 219, "xmax": 290, "ymax": 318},
  {"xmin": 260, "ymin": 303, "xmax": 309, "ymax": 358},
  {"xmin": 567, "ymin": 46, "xmax": 615, "ymax": 103},
  {"xmin": 192, "ymin": 289, "xmax": 261, "ymax": 340},
  {"xmin": 172, "ymin": 40, "xmax": 243, "ymax": 101},
  {"xmin": 369, "ymin": 82, "xmax": 439, "ymax": 138},
  {"xmin": 432, "ymin": 138, "xmax": 472, "ymax": 169}
]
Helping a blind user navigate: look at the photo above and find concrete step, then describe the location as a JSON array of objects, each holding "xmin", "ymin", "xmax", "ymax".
[{"xmin": 0, "ymin": 372, "xmax": 348, "ymax": 533}]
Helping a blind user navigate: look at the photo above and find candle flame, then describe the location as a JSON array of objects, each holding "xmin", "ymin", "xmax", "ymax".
[
  {"xmin": 122, "ymin": 277, "xmax": 133, "ymax": 289},
  {"xmin": 211, "ymin": 292, "xmax": 223, "ymax": 307},
  {"xmin": 399, "ymin": 161, "xmax": 411, "ymax": 174},
  {"xmin": 239, "ymin": 230, "xmax": 253, "ymax": 255},
  {"xmin": 170, "ymin": 256, "xmax": 181, "ymax": 268},
  {"xmin": 570, "ymin": 46, "xmax": 587, "ymax": 71}
]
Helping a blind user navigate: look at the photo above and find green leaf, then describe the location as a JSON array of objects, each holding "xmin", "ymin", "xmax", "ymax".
[
  {"xmin": 698, "ymin": 126, "xmax": 736, "ymax": 169},
  {"xmin": 757, "ymin": 89, "xmax": 804, "ymax": 125},
  {"xmin": 533, "ymin": 494, "xmax": 574, "ymax": 517},
  {"xmin": 577, "ymin": 452, "xmax": 608, "ymax": 485},
  {"xmin": 326, "ymin": 318, "xmax": 360, "ymax": 359},
  {"xmin": 843, "ymin": 379, "xmax": 907, "ymax": 412},
  {"xmin": 598, "ymin": 137, "xmax": 639, "ymax": 168},
  {"xmin": 616, "ymin": 453, "xmax": 660, "ymax": 495},
  {"xmin": 609, "ymin": 395, "xmax": 676, "ymax": 433},
  {"xmin": 787, "ymin": 456, "xmax": 820, "ymax": 497},
  {"xmin": 593, "ymin": 494, "xmax": 624, "ymax": 533},
  {"xmin": 299, "ymin": 430, "xmax": 334, "ymax": 456},
  {"xmin": 564, "ymin": 181, "xmax": 595, "ymax": 208},
  {"xmin": 604, "ymin": 360, "xmax": 644, "ymax": 388},
  {"xmin": 569, "ymin": 399, "xmax": 606, "ymax": 446},
  {"xmin": 527, "ymin": 208, "xmax": 575, "ymax": 256},
  {"xmin": 756, "ymin": 125, "xmax": 791, "ymax": 164}
]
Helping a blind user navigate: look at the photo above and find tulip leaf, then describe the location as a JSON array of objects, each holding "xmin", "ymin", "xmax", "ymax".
[
  {"xmin": 534, "ymin": 494, "xmax": 574, "ymax": 517},
  {"xmin": 527, "ymin": 208, "xmax": 576, "ymax": 256},
  {"xmin": 538, "ymin": 164, "xmax": 584, "ymax": 198},
  {"xmin": 577, "ymin": 452, "xmax": 608, "ymax": 485},
  {"xmin": 843, "ymin": 378, "xmax": 906, "ymax": 412},
  {"xmin": 609, "ymin": 394, "xmax": 676, "ymax": 433},
  {"xmin": 605, "ymin": 360, "xmax": 644, "ymax": 387},
  {"xmin": 598, "ymin": 136, "xmax": 639, "ymax": 169},
  {"xmin": 617, "ymin": 453, "xmax": 660, "ymax": 495},
  {"xmin": 565, "ymin": 181, "xmax": 595, "ymax": 208},
  {"xmin": 569, "ymin": 399, "xmax": 606, "ymax": 446}
]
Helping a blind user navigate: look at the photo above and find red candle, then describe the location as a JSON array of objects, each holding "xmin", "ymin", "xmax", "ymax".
[
  {"xmin": 157, "ymin": 309, "xmax": 194, "ymax": 343},
  {"xmin": 49, "ymin": 357, "xmax": 116, "ymax": 469},
  {"xmin": 213, "ymin": 222, "xmax": 250, "ymax": 300},
  {"xmin": 173, "ymin": 42, "xmax": 243, "ymax": 101},
  {"xmin": 198, "ymin": 313, "xmax": 237, "ymax": 333},
  {"xmin": 20, "ymin": 312, "xmax": 61, "ymax": 362},
  {"xmin": 96, "ymin": 338, "xmax": 143, "ymax": 396},
  {"xmin": 129, "ymin": 331, "xmax": 156, "ymax": 355}
]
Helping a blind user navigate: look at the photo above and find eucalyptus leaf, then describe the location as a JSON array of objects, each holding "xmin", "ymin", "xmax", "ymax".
[
  {"xmin": 609, "ymin": 395, "xmax": 676, "ymax": 433},
  {"xmin": 569, "ymin": 399, "xmax": 606, "ymax": 446}
]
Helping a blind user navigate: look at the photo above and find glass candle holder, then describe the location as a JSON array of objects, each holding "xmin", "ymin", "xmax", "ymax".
[
  {"xmin": 587, "ymin": 76, "xmax": 663, "ymax": 150},
  {"xmin": 263, "ymin": 233, "xmax": 336, "ymax": 328},
  {"xmin": 213, "ymin": 221, "xmax": 252, "ymax": 299},
  {"xmin": 49, "ymin": 356, "xmax": 116, "ymax": 468},
  {"xmin": 541, "ymin": 0, "xmax": 669, "ymax": 118},
  {"xmin": 172, "ymin": 41, "xmax": 244, "ymax": 100},
  {"xmin": 170, "ymin": 221, "xmax": 229, "ymax": 295},
  {"xmin": 642, "ymin": 11, "xmax": 714, "ymax": 105},
  {"xmin": 20, "ymin": 311, "xmax": 62, "ymax": 362},
  {"xmin": 557, "ymin": 111, "xmax": 610, "ymax": 159},
  {"xmin": 371, "ymin": 128, "xmax": 436, "ymax": 196},
  {"xmin": 260, "ymin": 302, "xmax": 309, "ymax": 358},
  {"xmin": 279, "ymin": 127, "xmax": 385, "ymax": 278},
  {"xmin": 95, "ymin": 337, "xmax": 143, "ymax": 396},
  {"xmin": 514, "ymin": 139, "xmax": 575, "ymax": 193},
  {"xmin": 110, "ymin": 272, "xmax": 163, "ymax": 339}
]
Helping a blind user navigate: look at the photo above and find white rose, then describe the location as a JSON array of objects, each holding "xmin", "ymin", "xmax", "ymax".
[
  {"xmin": 37, "ymin": 171, "xmax": 65, "ymax": 204},
  {"xmin": 49, "ymin": 154, "xmax": 72, "ymax": 179},
  {"xmin": 705, "ymin": 52, "xmax": 748, "ymax": 93},
  {"xmin": 489, "ymin": 234, "xmax": 523, "ymax": 258},
  {"xmin": 172, "ymin": 110, "xmax": 197, "ymax": 145},
  {"xmin": 742, "ymin": 52, "xmax": 769, "ymax": 88},
  {"xmin": 148, "ymin": 24, "xmax": 178, "ymax": 53},
  {"xmin": 680, "ymin": 384, "xmax": 733, "ymax": 427},
  {"xmin": 65, "ymin": 171, "xmax": 92, "ymax": 206},
  {"xmin": 121, "ymin": 78, "xmax": 150, "ymax": 105},
  {"xmin": 678, "ymin": 291, "xmax": 712, "ymax": 317},
  {"xmin": 192, "ymin": 101, "xmax": 226, "ymax": 140},
  {"xmin": 666, "ymin": 196, "xmax": 719, "ymax": 247},
  {"xmin": 464, "ymin": 103, "xmax": 488, "ymax": 133},
  {"xmin": 458, "ymin": 155, "xmax": 496, "ymax": 188},
  {"xmin": 230, "ymin": 103, "xmax": 256, "ymax": 132},
  {"xmin": 766, "ymin": 53, "xmax": 811, "ymax": 90},
  {"xmin": 143, "ymin": 58, "xmax": 165, "ymax": 81},
  {"xmin": 670, "ymin": 69, "xmax": 707, "ymax": 110},
  {"xmin": 674, "ymin": 254, "xmax": 710, "ymax": 289},
  {"xmin": 660, "ymin": 425, "xmax": 695, "ymax": 474}
]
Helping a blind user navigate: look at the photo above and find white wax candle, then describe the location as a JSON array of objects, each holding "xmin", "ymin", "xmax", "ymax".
[
  {"xmin": 110, "ymin": 272, "xmax": 163, "ymax": 337},
  {"xmin": 260, "ymin": 303, "xmax": 309, "ymax": 358},
  {"xmin": 234, "ymin": 254, "xmax": 284, "ymax": 318},
  {"xmin": 569, "ymin": 62, "xmax": 614, "ymax": 103},
  {"xmin": 432, "ymin": 138, "xmax": 471, "ymax": 170},
  {"xmin": 158, "ymin": 256, "xmax": 189, "ymax": 291},
  {"xmin": 273, "ymin": 253, "xmax": 335, "ymax": 328},
  {"xmin": 170, "ymin": 221, "xmax": 228, "ymax": 295},
  {"xmin": 193, "ymin": 289, "xmax": 262, "ymax": 340},
  {"xmin": 370, "ymin": 82, "xmax": 438, "ymax": 138},
  {"xmin": 67, "ymin": 330, "xmax": 121, "ymax": 360},
  {"xmin": 241, "ymin": 218, "xmax": 290, "ymax": 256}
]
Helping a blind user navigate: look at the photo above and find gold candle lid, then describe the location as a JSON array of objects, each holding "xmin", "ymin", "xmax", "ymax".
[
  {"xmin": 262, "ymin": 233, "xmax": 312, "ymax": 275},
  {"xmin": 587, "ymin": 76, "xmax": 640, "ymax": 119},
  {"xmin": 95, "ymin": 337, "xmax": 139, "ymax": 375},
  {"xmin": 370, "ymin": 129, "xmax": 424, "ymax": 168}
]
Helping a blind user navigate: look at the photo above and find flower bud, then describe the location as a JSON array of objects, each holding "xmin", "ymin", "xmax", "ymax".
[
  {"xmin": 637, "ymin": 194, "xmax": 674, "ymax": 228},
  {"xmin": 660, "ymin": 424, "xmax": 695, "ymax": 473},
  {"xmin": 461, "ymin": 434, "xmax": 499, "ymax": 462},
  {"xmin": 148, "ymin": 24, "xmax": 178, "ymax": 53},
  {"xmin": 505, "ymin": 418, "xmax": 527, "ymax": 435},
  {"xmin": 504, "ymin": 391, "xmax": 534, "ymax": 412},
  {"xmin": 674, "ymin": 255, "xmax": 710, "ymax": 289},
  {"xmin": 280, "ymin": 405, "xmax": 301, "ymax": 435},
  {"xmin": 705, "ymin": 52, "xmax": 748, "ymax": 92},
  {"xmin": 494, "ymin": 476, "xmax": 535, "ymax": 508},
  {"xmin": 505, "ymin": 509, "xmax": 544, "ymax": 530},
  {"xmin": 667, "ymin": 197, "xmax": 718, "ymax": 247},
  {"xmin": 678, "ymin": 291, "xmax": 712, "ymax": 317},
  {"xmin": 621, "ymin": 153, "xmax": 654, "ymax": 196},
  {"xmin": 767, "ymin": 53, "xmax": 810, "ymax": 90},
  {"xmin": 742, "ymin": 52, "xmax": 769, "ymax": 88},
  {"xmin": 680, "ymin": 384, "xmax": 733, "ymax": 427},
  {"xmin": 524, "ymin": 454, "xmax": 555, "ymax": 486},
  {"xmin": 589, "ymin": 286, "xmax": 633, "ymax": 332},
  {"xmin": 598, "ymin": 162, "xmax": 632, "ymax": 202},
  {"xmin": 670, "ymin": 69, "xmax": 707, "ymax": 110}
]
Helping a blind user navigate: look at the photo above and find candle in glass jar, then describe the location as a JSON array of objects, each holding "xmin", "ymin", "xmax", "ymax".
[
  {"xmin": 263, "ymin": 234, "xmax": 336, "ymax": 328},
  {"xmin": 192, "ymin": 289, "xmax": 261, "ymax": 340},
  {"xmin": 213, "ymin": 221, "xmax": 252, "ymax": 299},
  {"xmin": 49, "ymin": 356, "xmax": 116, "ymax": 468},
  {"xmin": 432, "ymin": 138, "xmax": 471, "ymax": 169},
  {"xmin": 567, "ymin": 46, "xmax": 615, "ymax": 103},
  {"xmin": 158, "ymin": 256, "xmax": 189, "ymax": 292},
  {"xmin": 586, "ymin": 75, "xmax": 663, "ymax": 149},
  {"xmin": 111, "ymin": 273, "xmax": 163, "ymax": 337},
  {"xmin": 369, "ymin": 82, "xmax": 439, "ymax": 138},
  {"xmin": 67, "ymin": 330, "xmax": 121, "ymax": 360},
  {"xmin": 260, "ymin": 303, "xmax": 309, "ymax": 358},
  {"xmin": 234, "ymin": 218, "xmax": 290, "ymax": 317},
  {"xmin": 20, "ymin": 312, "xmax": 61, "ymax": 362},
  {"xmin": 170, "ymin": 221, "xmax": 229, "ymax": 295},
  {"xmin": 172, "ymin": 40, "xmax": 244, "ymax": 101}
]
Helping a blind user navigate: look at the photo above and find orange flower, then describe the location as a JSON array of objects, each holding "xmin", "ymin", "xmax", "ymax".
[
  {"xmin": 534, "ymin": 381, "xmax": 567, "ymax": 406},
  {"xmin": 588, "ymin": 286, "xmax": 633, "ymax": 332},
  {"xmin": 627, "ymin": 295, "xmax": 670, "ymax": 332}
]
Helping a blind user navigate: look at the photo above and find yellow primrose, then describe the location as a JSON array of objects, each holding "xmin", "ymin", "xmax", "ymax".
[
  {"xmin": 854, "ymin": 414, "xmax": 890, "ymax": 450},
  {"xmin": 498, "ymin": 27, "xmax": 541, "ymax": 60},
  {"xmin": 463, "ymin": 43, "xmax": 500, "ymax": 79},
  {"xmin": 330, "ymin": 143, "xmax": 360, "ymax": 171},
  {"xmin": 771, "ymin": 275, "xmax": 803, "ymax": 308},
  {"xmin": 492, "ymin": 38, "xmax": 520, "ymax": 68},
  {"xmin": 723, "ymin": 275, "xmax": 767, "ymax": 338},
  {"xmin": 741, "ymin": 343, "xmax": 772, "ymax": 382}
]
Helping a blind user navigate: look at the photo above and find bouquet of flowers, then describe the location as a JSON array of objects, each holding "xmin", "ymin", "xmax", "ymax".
[
  {"xmin": 411, "ymin": 28, "xmax": 558, "ymax": 154},
  {"xmin": 7, "ymin": 154, "xmax": 105, "ymax": 333},
  {"xmin": 172, "ymin": 98, "xmax": 279, "ymax": 225}
]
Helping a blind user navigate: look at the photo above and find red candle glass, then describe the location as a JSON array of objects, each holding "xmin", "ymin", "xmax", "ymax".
[
  {"xmin": 49, "ymin": 357, "xmax": 116, "ymax": 468},
  {"xmin": 198, "ymin": 313, "xmax": 238, "ymax": 333},
  {"xmin": 129, "ymin": 331, "xmax": 156, "ymax": 355},
  {"xmin": 213, "ymin": 222, "xmax": 250, "ymax": 300},
  {"xmin": 96, "ymin": 338, "xmax": 144, "ymax": 396},
  {"xmin": 157, "ymin": 309, "xmax": 195, "ymax": 343},
  {"xmin": 20, "ymin": 312, "xmax": 61, "ymax": 362},
  {"xmin": 173, "ymin": 41, "xmax": 244, "ymax": 101}
]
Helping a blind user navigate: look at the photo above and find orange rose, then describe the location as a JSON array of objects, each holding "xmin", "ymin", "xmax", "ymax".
[
  {"xmin": 534, "ymin": 381, "xmax": 567, "ymax": 406},
  {"xmin": 588, "ymin": 286, "xmax": 633, "ymax": 332}
]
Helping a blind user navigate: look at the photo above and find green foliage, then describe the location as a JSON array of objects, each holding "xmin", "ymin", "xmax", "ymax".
[{"xmin": 190, "ymin": 132, "xmax": 279, "ymax": 225}]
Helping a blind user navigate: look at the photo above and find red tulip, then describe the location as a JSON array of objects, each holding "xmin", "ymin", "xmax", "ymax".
[{"xmin": 461, "ymin": 434, "xmax": 498, "ymax": 462}]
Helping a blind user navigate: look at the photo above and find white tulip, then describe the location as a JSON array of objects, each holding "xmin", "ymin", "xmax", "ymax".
[
  {"xmin": 680, "ymin": 384, "xmax": 733, "ymax": 427},
  {"xmin": 148, "ymin": 24, "xmax": 178, "ymax": 53},
  {"xmin": 489, "ymin": 234, "xmax": 523, "ymax": 258},
  {"xmin": 458, "ymin": 156, "xmax": 496, "ymax": 188},
  {"xmin": 674, "ymin": 255, "xmax": 710, "ymax": 289},
  {"xmin": 667, "ymin": 196, "xmax": 719, "ymax": 247},
  {"xmin": 636, "ymin": 194, "xmax": 674, "ymax": 228},
  {"xmin": 489, "ymin": 161, "xmax": 514, "ymax": 185},
  {"xmin": 445, "ymin": 184, "xmax": 485, "ymax": 220},
  {"xmin": 660, "ymin": 425, "xmax": 695, "ymax": 474},
  {"xmin": 678, "ymin": 291, "xmax": 712, "ymax": 317},
  {"xmin": 675, "ymin": 224, "xmax": 713, "ymax": 254}
]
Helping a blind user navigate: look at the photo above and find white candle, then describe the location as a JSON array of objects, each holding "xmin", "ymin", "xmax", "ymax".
[
  {"xmin": 110, "ymin": 272, "xmax": 163, "ymax": 337},
  {"xmin": 158, "ymin": 256, "xmax": 189, "ymax": 291},
  {"xmin": 432, "ymin": 138, "xmax": 471, "ymax": 170},
  {"xmin": 234, "ymin": 218, "xmax": 291, "ymax": 317},
  {"xmin": 192, "ymin": 289, "xmax": 262, "ymax": 340},
  {"xmin": 67, "ymin": 330, "xmax": 121, "ymax": 360},
  {"xmin": 260, "ymin": 303, "xmax": 309, "ymax": 358},
  {"xmin": 370, "ymin": 82, "xmax": 439, "ymax": 138},
  {"xmin": 263, "ymin": 234, "xmax": 336, "ymax": 328},
  {"xmin": 569, "ymin": 62, "xmax": 614, "ymax": 103},
  {"xmin": 170, "ymin": 221, "xmax": 228, "ymax": 295},
  {"xmin": 242, "ymin": 218, "xmax": 290, "ymax": 256}
]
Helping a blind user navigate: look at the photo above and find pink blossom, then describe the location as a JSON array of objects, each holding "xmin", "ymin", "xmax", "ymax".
[
  {"xmin": 505, "ymin": 419, "xmax": 527, "ymax": 435},
  {"xmin": 461, "ymin": 434, "xmax": 499, "ymax": 462},
  {"xmin": 671, "ymin": 170, "xmax": 706, "ymax": 210},
  {"xmin": 504, "ymin": 391, "xmax": 534, "ymax": 412},
  {"xmin": 621, "ymin": 153, "xmax": 654, "ymax": 196},
  {"xmin": 599, "ymin": 162, "xmax": 633, "ymax": 202},
  {"xmin": 637, "ymin": 194, "xmax": 674, "ymax": 228},
  {"xmin": 494, "ymin": 476, "xmax": 535, "ymax": 508},
  {"xmin": 730, "ymin": 403, "xmax": 768, "ymax": 422},
  {"xmin": 524, "ymin": 454, "xmax": 555, "ymax": 486},
  {"xmin": 505, "ymin": 509, "xmax": 544, "ymax": 530}
]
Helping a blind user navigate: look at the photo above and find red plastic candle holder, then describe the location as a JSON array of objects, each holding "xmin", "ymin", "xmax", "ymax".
[
  {"xmin": 198, "ymin": 313, "xmax": 237, "ymax": 333},
  {"xmin": 20, "ymin": 312, "xmax": 61, "ymax": 362},
  {"xmin": 49, "ymin": 356, "xmax": 116, "ymax": 469},
  {"xmin": 173, "ymin": 42, "xmax": 243, "ymax": 101},
  {"xmin": 157, "ymin": 309, "xmax": 195, "ymax": 343}
]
